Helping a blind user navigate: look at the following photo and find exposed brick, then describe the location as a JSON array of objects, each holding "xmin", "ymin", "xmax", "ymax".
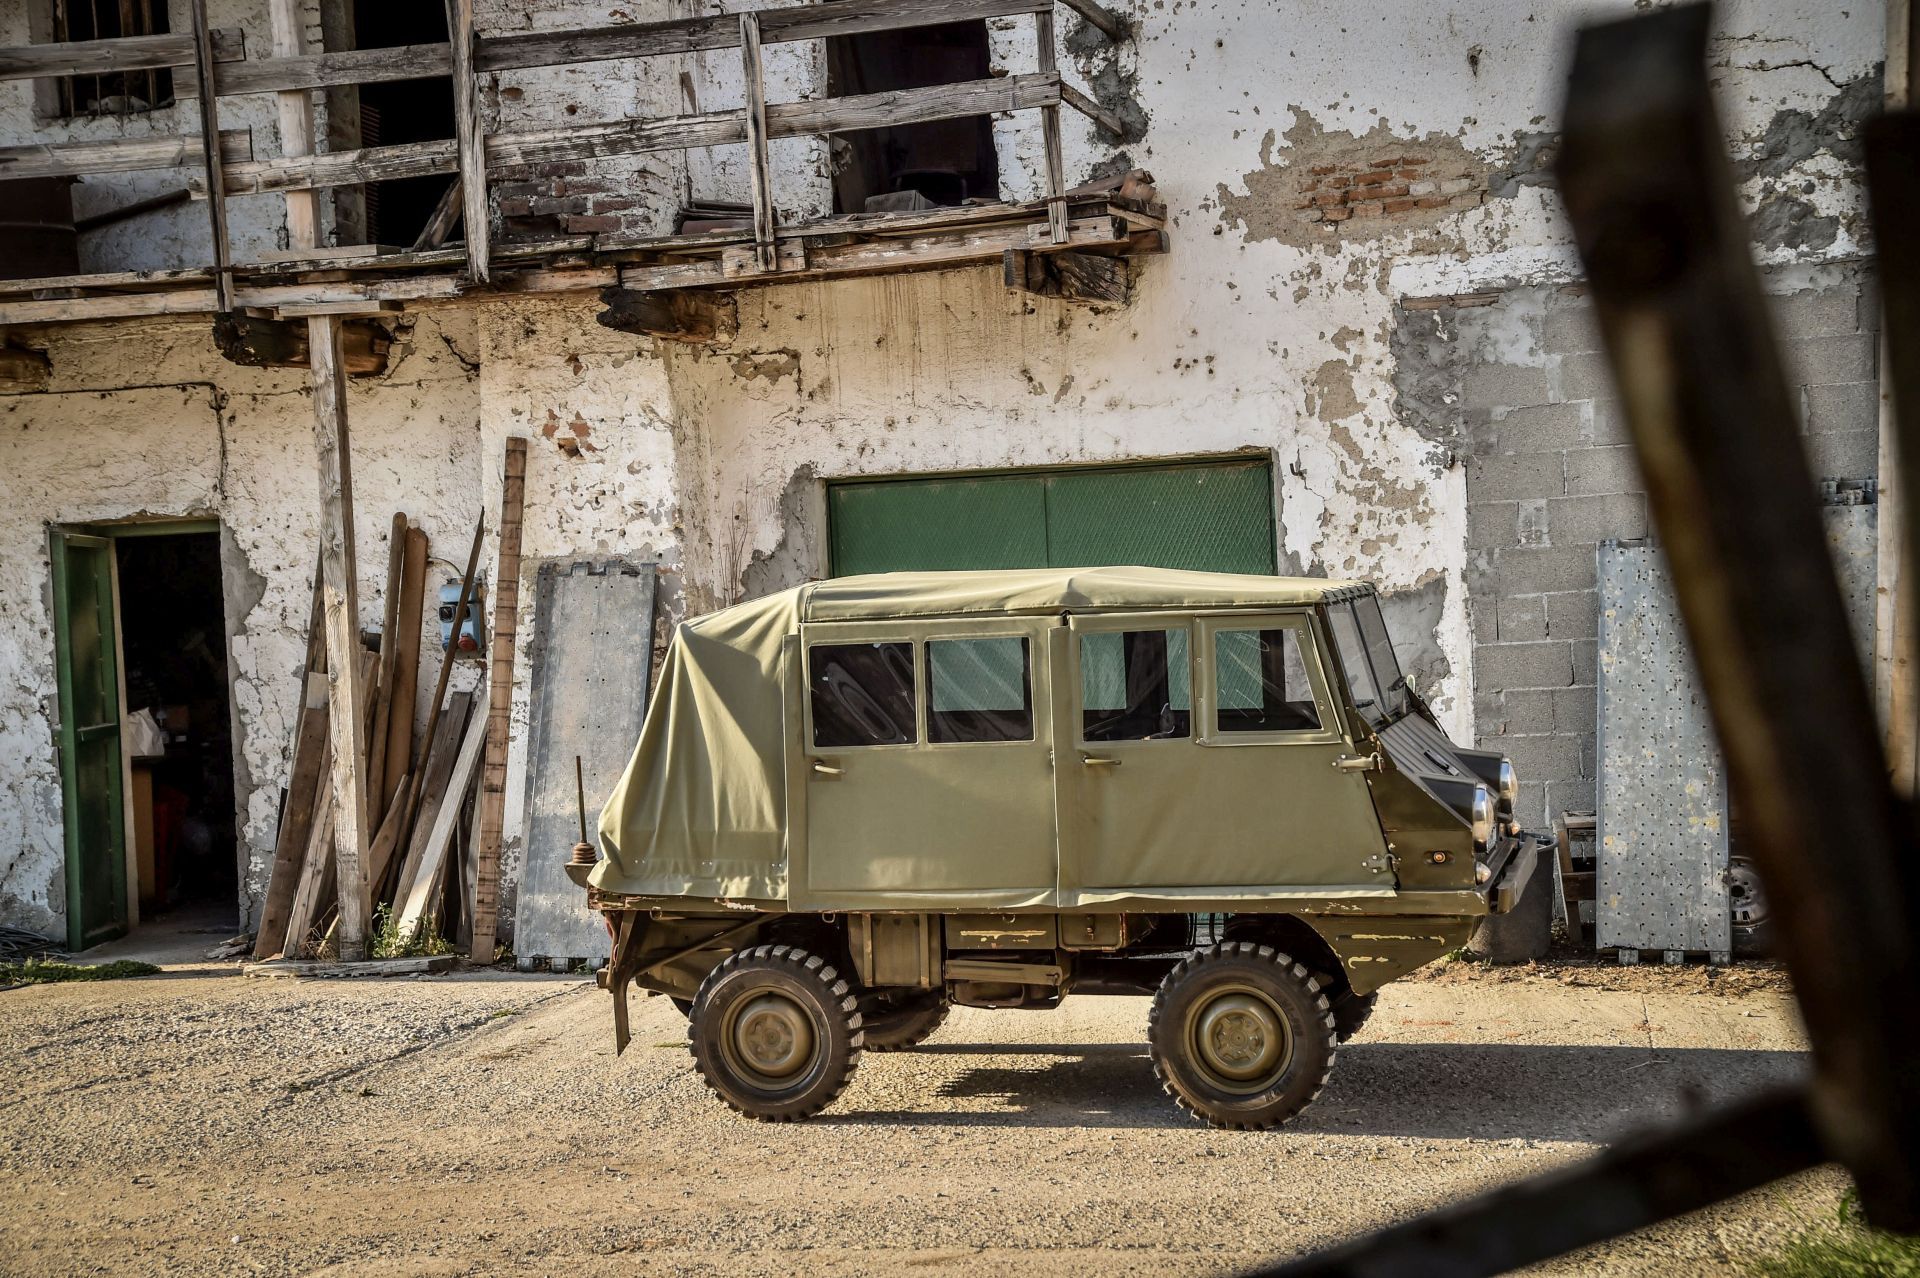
[
  {"xmin": 591, "ymin": 197, "xmax": 639, "ymax": 213},
  {"xmin": 1468, "ymin": 501, "xmax": 1519, "ymax": 549},
  {"xmin": 1544, "ymin": 590, "xmax": 1599, "ymax": 639},
  {"xmin": 1553, "ymin": 350, "xmax": 1617, "ymax": 401},
  {"xmin": 1547, "ymin": 492, "xmax": 1648, "ymax": 545},
  {"xmin": 1349, "ymin": 200, "xmax": 1385, "ymax": 218},
  {"xmin": 560, "ymin": 214, "xmax": 620, "ymax": 233},
  {"xmin": 1311, "ymin": 189, "xmax": 1346, "ymax": 208},
  {"xmin": 495, "ymin": 196, "xmax": 533, "ymax": 217},
  {"xmin": 1503, "ymin": 734, "xmax": 1583, "ymax": 783},
  {"xmin": 1476, "ymin": 640, "xmax": 1574, "ymax": 689},
  {"xmin": 1461, "ymin": 363, "xmax": 1550, "ymax": 412},
  {"xmin": 1564, "ymin": 445, "xmax": 1641, "ymax": 496},
  {"xmin": 1413, "ymin": 195, "xmax": 1455, "ymax": 209},
  {"xmin": 1381, "ymin": 197, "xmax": 1417, "ymax": 214},
  {"xmin": 1805, "ymin": 381, "xmax": 1879, "ymax": 435},
  {"xmin": 1782, "ymin": 333, "xmax": 1876, "ymax": 386},
  {"xmin": 1804, "ymin": 429, "xmax": 1879, "ymax": 481},
  {"xmin": 1437, "ymin": 176, "xmax": 1477, "ymax": 195},
  {"xmin": 1551, "ymin": 685, "xmax": 1597, "ymax": 733},
  {"xmin": 1320, "ymin": 206, "xmax": 1352, "ymax": 222},
  {"xmin": 1309, "ymin": 163, "xmax": 1338, "ymax": 175},
  {"xmin": 1496, "ymin": 544, "xmax": 1597, "ymax": 596},
  {"xmin": 1466, "ymin": 453, "xmax": 1562, "ymax": 501},
  {"xmin": 1768, "ymin": 286, "xmax": 1859, "ymax": 338},
  {"xmin": 532, "ymin": 160, "xmax": 590, "ymax": 178},
  {"xmin": 1407, "ymin": 179, "xmax": 1438, "ymax": 196},
  {"xmin": 1491, "ymin": 402, "xmax": 1583, "ymax": 454},
  {"xmin": 1499, "ymin": 594, "xmax": 1547, "ymax": 641},
  {"xmin": 552, "ymin": 178, "xmax": 610, "ymax": 196}
]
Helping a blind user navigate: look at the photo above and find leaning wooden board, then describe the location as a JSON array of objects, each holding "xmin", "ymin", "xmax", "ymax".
[{"xmin": 513, "ymin": 561, "xmax": 656, "ymax": 969}]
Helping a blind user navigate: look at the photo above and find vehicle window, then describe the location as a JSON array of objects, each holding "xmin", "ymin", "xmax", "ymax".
[
  {"xmin": 1328, "ymin": 603, "xmax": 1383, "ymax": 723},
  {"xmin": 1354, "ymin": 593, "xmax": 1410, "ymax": 719},
  {"xmin": 1215, "ymin": 626, "xmax": 1322, "ymax": 733},
  {"xmin": 810, "ymin": 642, "xmax": 916, "ymax": 747},
  {"xmin": 928, "ymin": 637, "xmax": 1032, "ymax": 743},
  {"xmin": 1081, "ymin": 628, "xmax": 1190, "ymax": 741}
]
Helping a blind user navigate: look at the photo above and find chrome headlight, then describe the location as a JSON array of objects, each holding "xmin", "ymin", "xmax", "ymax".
[
  {"xmin": 1471, "ymin": 785, "xmax": 1495, "ymax": 849},
  {"xmin": 1498, "ymin": 758, "xmax": 1518, "ymax": 809}
]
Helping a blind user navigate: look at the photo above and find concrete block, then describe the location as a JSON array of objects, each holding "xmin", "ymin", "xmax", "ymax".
[
  {"xmin": 1468, "ymin": 501, "xmax": 1519, "ymax": 549},
  {"xmin": 1468, "ymin": 593, "xmax": 1499, "ymax": 646},
  {"xmin": 1510, "ymin": 780, "xmax": 1549, "ymax": 828},
  {"xmin": 1564, "ymin": 446, "xmax": 1643, "ymax": 496},
  {"xmin": 1467, "ymin": 453, "xmax": 1564, "ymax": 502},
  {"xmin": 1805, "ymin": 381, "xmax": 1880, "ymax": 436},
  {"xmin": 1805, "ymin": 429, "xmax": 1879, "ymax": 481},
  {"xmin": 1554, "ymin": 350, "xmax": 1618, "ymax": 402},
  {"xmin": 1517, "ymin": 498, "xmax": 1551, "ymax": 547},
  {"xmin": 1492, "ymin": 402, "xmax": 1584, "ymax": 453},
  {"xmin": 1497, "ymin": 544, "xmax": 1598, "ymax": 596},
  {"xmin": 1547, "ymin": 492, "xmax": 1648, "ymax": 546},
  {"xmin": 1572, "ymin": 638, "xmax": 1598, "ymax": 685},
  {"xmin": 1552, "ymin": 685, "xmax": 1597, "ymax": 733},
  {"xmin": 1476, "ymin": 640, "xmax": 1574, "ymax": 690},
  {"xmin": 1542, "ymin": 298, "xmax": 1602, "ymax": 355},
  {"xmin": 1544, "ymin": 589, "xmax": 1599, "ymax": 640},
  {"xmin": 1548, "ymin": 776, "xmax": 1598, "ymax": 822},
  {"xmin": 1498, "ymin": 688, "xmax": 1557, "ymax": 736},
  {"xmin": 1499, "ymin": 594, "xmax": 1547, "ymax": 642},
  {"xmin": 1504, "ymin": 733, "xmax": 1584, "ymax": 784},
  {"xmin": 1782, "ymin": 333, "xmax": 1876, "ymax": 387},
  {"xmin": 1586, "ymin": 399, "xmax": 1632, "ymax": 446},
  {"xmin": 1768, "ymin": 286, "xmax": 1859, "ymax": 338},
  {"xmin": 1462, "ymin": 363, "xmax": 1551, "ymax": 412}
]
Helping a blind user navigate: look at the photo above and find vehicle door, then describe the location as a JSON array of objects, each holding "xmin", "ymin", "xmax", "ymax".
[
  {"xmin": 797, "ymin": 617, "xmax": 1058, "ymax": 908},
  {"xmin": 1056, "ymin": 611, "xmax": 1392, "ymax": 904}
]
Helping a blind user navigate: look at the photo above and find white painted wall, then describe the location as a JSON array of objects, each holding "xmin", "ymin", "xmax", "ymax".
[{"xmin": 0, "ymin": 0, "xmax": 1881, "ymax": 942}]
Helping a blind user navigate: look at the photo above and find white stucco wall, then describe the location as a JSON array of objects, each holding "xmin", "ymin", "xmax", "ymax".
[{"xmin": 0, "ymin": 0, "xmax": 1883, "ymax": 942}]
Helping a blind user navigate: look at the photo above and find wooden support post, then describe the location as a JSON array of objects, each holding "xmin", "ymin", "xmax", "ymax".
[
  {"xmin": 189, "ymin": 0, "xmax": 234, "ymax": 309},
  {"xmin": 266, "ymin": 0, "xmax": 319, "ymax": 250},
  {"xmin": 310, "ymin": 315, "xmax": 373, "ymax": 961},
  {"xmin": 1058, "ymin": 0, "xmax": 1130, "ymax": 43},
  {"xmin": 739, "ymin": 13, "xmax": 777, "ymax": 273},
  {"xmin": 1878, "ymin": 0, "xmax": 1917, "ymax": 793},
  {"xmin": 414, "ymin": 177, "xmax": 464, "ymax": 250},
  {"xmin": 1035, "ymin": 9, "xmax": 1068, "ymax": 245},
  {"xmin": 1002, "ymin": 247, "xmax": 1130, "ymax": 306},
  {"xmin": 470, "ymin": 439, "xmax": 527, "ymax": 962},
  {"xmin": 445, "ymin": 0, "xmax": 490, "ymax": 282}
]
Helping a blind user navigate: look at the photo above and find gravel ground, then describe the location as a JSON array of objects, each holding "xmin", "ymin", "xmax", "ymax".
[{"xmin": 0, "ymin": 947, "xmax": 1836, "ymax": 1277}]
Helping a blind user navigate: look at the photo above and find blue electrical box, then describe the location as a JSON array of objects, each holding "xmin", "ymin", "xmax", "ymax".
[{"xmin": 438, "ymin": 579, "xmax": 487, "ymax": 656}]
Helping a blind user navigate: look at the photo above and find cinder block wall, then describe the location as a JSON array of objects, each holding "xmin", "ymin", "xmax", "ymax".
[{"xmin": 1394, "ymin": 263, "xmax": 1880, "ymax": 827}]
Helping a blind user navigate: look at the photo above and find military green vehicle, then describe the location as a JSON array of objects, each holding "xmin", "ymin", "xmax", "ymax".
[{"xmin": 575, "ymin": 567, "xmax": 1541, "ymax": 1128}]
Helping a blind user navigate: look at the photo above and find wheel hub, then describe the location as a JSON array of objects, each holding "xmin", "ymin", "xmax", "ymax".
[
  {"xmin": 731, "ymin": 994, "xmax": 814, "ymax": 1079},
  {"xmin": 1193, "ymin": 990, "xmax": 1289, "ymax": 1085}
]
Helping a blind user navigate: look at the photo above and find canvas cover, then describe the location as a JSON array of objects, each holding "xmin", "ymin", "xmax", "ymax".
[{"xmin": 592, "ymin": 567, "xmax": 1366, "ymax": 902}]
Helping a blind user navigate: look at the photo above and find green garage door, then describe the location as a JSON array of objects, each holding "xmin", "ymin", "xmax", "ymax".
[{"xmin": 828, "ymin": 459, "xmax": 1277, "ymax": 576}]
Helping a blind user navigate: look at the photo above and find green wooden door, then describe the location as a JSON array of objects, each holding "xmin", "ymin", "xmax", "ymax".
[
  {"xmin": 50, "ymin": 531, "xmax": 128, "ymax": 950},
  {"xmin": 828, "ymin": 459, "xmax": 1277, "ymax": 576}
]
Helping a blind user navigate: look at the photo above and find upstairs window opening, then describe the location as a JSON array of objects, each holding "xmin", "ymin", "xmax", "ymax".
[
  {"xmin": 825, "ymin": 20, "xmax": 1000, "ymax": 214},
  {"xmin": 46, "ymin": 0, "xmax": 173, "ymax": 118}
]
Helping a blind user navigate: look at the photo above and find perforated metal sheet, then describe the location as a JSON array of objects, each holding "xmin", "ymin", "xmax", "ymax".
[
  {"xmin": 1596, "ymin": 542, "xmax": 1730, "ymax": 954},
  {"xmin": 513, "ymin": 561, "xmax": 656, "ymax": 967}
]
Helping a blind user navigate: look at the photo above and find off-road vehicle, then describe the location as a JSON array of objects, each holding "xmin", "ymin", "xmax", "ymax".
[{"xmin": 572, "ymin": 566, "xmax": 1540, "ymax": 1128}]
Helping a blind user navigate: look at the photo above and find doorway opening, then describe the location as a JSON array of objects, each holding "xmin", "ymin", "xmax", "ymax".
[
  {"xmin": 826, "ymin": 20, "xmax": 1000, "ymax": 213},
  {"xmin": 347, "ymin": 0, "xmax": 457, "ymax": 246}
]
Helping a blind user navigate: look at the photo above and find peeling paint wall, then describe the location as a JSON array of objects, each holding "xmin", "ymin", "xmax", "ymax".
[{"xmin": 0, "ymin": 0, "xmax": 1887, "ymax": 940}]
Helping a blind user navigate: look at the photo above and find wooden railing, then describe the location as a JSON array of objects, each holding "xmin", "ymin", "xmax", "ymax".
[{"xmin": 0, "ymin": 0, "xmax": 1129, "ymax": 307}]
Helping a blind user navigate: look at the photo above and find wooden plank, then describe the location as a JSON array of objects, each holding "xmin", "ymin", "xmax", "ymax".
[
  {"xmin": 740, "ymin": 13, "xmax": 776, "ymax": 273},
  {"xmin": 470, "ymin": 438, "xmax": 528, "ymax": 962},
  {"xmin": 266, "ymin": 0, "xmax": 319, "ymax": 252},
  {"xmin": 210, "ymin": 137, "xmax": 456, "ymax": 198},
  {"xmin": 0, "ymin": 129, "xmax": 252, "ymax": 182},
  {"xmin": 1059, "ymin": 82, "xmax": 1125, "ymax": 138},
  {"xmin": 382, "ymin": 527, "xmax": 428, "ymax": 815},
  {"xmin": 233, "ymin": 276, "xmax": 464, "ymax": 309},
  {"xmin": 209, "ymin": 42, "xmax": 451, "ymax": 98},
  {"xmin": 414, "ymin": 179, "xmax": 464, "ymax": 251},
  {"xmin": 279, "ymin": 743, "xmax": 334, "ymax": 957},
  {"xmin": 243, "ymin": 955, "xmax": 454, "ymax": 978},
  {"xmin": 390, "ymin": 690, "xmax": 474, "ymax": 908},
  {"xmin": 310, "ymin": 315, "xmax": 373, "ymax": 961},
  {"xmin": 1003, "ymin": 246, "xmax": 1130, "ymax": 305},
  {"xmin": 189, "ymin": 0, "xmax": 234, "ymax": 311},
  {"xmin": 0, "ymin": 266, "xmax": 210, "ymax": 296},
  {"xmin": 0, "ymin": 28, "xmax": 243, "ymax": 81},
  {"xmin": 777, "ymin": 71, "xmax": 1058, "ymax": 136},
  {"xmin": 1035, "ymin": 9, "xmax": 1068, "ymax": 245},
  {"xmin": 397, "ymin": 699, "xmax": 488, "ymax": 940},
  {"xmin": 252, "ymin": 669, "xmax": 329, "ymax": 959},
  {"xmin": 366, "ymin": 514, "xmax": 408, "ymax": 834},
  {"xmin": 596, "ymin": 288, "xmax": 737, "ymax": 344},
  {"xmin": 0, "ymin": 288, "xmax": 223, "ymax": 326},
  {"xmin": 1058, "ymin": 0, "xmax": 1130, "ymax": 42},
  {"xmin": 213, "ymin": 314, "xmax": 393, "ymax": 375},
  {"xmin": 447, "ymin": 0, "xmax": 490, "ymax": 284}
]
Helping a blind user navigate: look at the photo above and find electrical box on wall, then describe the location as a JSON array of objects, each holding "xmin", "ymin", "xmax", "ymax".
[{"xmin": 439, "ymin": 579, "xmax": 487, "ymax": 657}]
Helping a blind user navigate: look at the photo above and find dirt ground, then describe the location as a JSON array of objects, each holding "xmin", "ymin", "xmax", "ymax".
[{"xmin": 0, "ymin": 933, "xmax": 1837, "ymax": 1278}]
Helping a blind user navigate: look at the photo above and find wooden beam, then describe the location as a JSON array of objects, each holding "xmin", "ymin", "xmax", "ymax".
[
  {"xmin": 366, "ymin": 512, "xmax": 408, "ymax": 838},
  {"xmin": 1058, "ymin": 0, "xmax": 1131, "ymax": 42},
  {"xmin": 397, "ymin": 704, "xmax": 487, "ymax": 940},
  {"xmin": 740, "ymin": 13, "xmax": 776, "ymax": 273},
  {"xmin": 310, "ymin": 315, "xmax": 373, "ymax": 962},
  {"xmin": 189, "ymin": 0, "xmax": 234, "ymax": 311},
  {"xmin": 1036, "ymin": 10, "xmax": 1068, "ymax": 245},
  {"xmin": 208, "ymin": 42, "xmax": 451, "ymax": 98},
  {"xmin": 1059, "ymin": 82, "xmax": 1125, "ymax": 139},
  {"xmin": 414, "ymin": 178, "xmax": 464, "ymax": 250},
  {"xmin": 244, "ymin": 955, "xmax": 454, "ymax": 978},
  {"xmin": 209, "ymin": 138, "xmax": 456, "ymax": 198},
  {"xmin": 266, "ymin": 0, "xmax": 319, "ymax": 252},
  {"xmin": 595, "ymin": 287, "xmax": 737, "ymax": 344},
  {"xmin": 382, "ymin": 527, "xmax": 429, "ymax": 817},
  {"xmin": 1002, "ymin": 246, "xmax": 1131, "ymax": 305},
  {"xmin": 212, "ymin": 313, "xmax": 391, "ymax": 374},
  {"xmin": 253, "ymin": 664, "xmax": 327, "ymax": 959},
  {"xmin": 0, "ymin": 28, "xmax": 243, "ymax": 81},
  {"xmin": 0, "ymin": 129, "xmax": 252, "ymax": 183},
  {"xmin": 0, "ymin": 288, "xmax": 222, "ymax": 326},
  {"xmin": 0, "ymin": 342, "xmax": 52, "ymax": 393},
  {"xmin": 470, "ymin": 437, "xmax": 528, "ymax": 963},
  {"xmin": 446, "ymin": 0, "xmax": 490, "ymax": 284}
]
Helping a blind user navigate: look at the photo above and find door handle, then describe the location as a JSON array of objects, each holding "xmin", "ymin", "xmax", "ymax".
[
  {"xmin": 1080, "ymin": 754, "xmax": 1121, "ymax": 768},
  {"xmin": 1333, "ymin": 752, "xmax": 1383, "ymax": 772},
  {"xmin": 811, "ymin": 761, "xmax": 844, "ymax": 776}
]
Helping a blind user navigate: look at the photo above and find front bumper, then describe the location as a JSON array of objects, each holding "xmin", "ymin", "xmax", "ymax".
[{"xmin": 1485, "ymin": 831, "xmax": 1546, "ymax": 914}]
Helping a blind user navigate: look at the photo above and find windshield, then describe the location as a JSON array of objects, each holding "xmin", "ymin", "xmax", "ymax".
[
  {"xmin": 1328, "ymin": 596, "xmax": 1409, "ymax": 725},
  {"xmin": 1354, "ymin": 593, "xmax": 1410, "ymax": 720},
  {"xmin": 1327, "ymin": 604, "xmax": 1381, "ymax": 720}
]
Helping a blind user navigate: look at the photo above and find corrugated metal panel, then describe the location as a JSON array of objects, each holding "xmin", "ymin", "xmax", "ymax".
[
  {"xmin": 513, "ymin": 560, "xmax": 656, "ymax": 968},
  {"xmin": 1596, "ymin": 541, "xmax": 1730, "ymax": 955},
  {"xmin": 828, "ymin": 459, "xmax": 1276, "ymax": 576}
]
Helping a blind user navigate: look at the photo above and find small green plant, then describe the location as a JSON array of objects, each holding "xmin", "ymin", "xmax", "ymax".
[
  {"xmin": 369, "ymin": 904, "xmax": 454, "ymax": 959},
  {"xmin": 0, "ymin": 958, "xmax": 160, "ymax": 984},
  {"xmin": 1755, "ymin": 1189, "xmax": 1920, "ymax": 1278}
]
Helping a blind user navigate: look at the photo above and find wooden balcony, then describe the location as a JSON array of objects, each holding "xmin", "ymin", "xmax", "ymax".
[{"xmin": 0, "ymin": 0, "xmax": 1163, "ymax": 336}]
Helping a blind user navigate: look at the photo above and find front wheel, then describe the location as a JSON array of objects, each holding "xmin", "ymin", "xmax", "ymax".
[
  {"xmin": 1148, "ymin": 942, "xmax": 1337, "ymax": 1130},
  {"xmin": 688, "ymin": 945, "xmax": 863, "ymax": 1121}
]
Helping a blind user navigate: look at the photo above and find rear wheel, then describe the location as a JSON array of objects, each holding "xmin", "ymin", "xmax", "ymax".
[
  {"xmin": 862, "ymin": 993, "xmax": 951, "ymax": 1051},
  {"xmin": 1148, "ymin": 942, "xmax": 1336, "ymax": 1130},
  {"xmin": 1331, "ymin": 989, "xmax": 1378, "ymax": 1042},
  {"xmin": 688, "ymin": 945, "xmax": 863, "ymax": 1121}
]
